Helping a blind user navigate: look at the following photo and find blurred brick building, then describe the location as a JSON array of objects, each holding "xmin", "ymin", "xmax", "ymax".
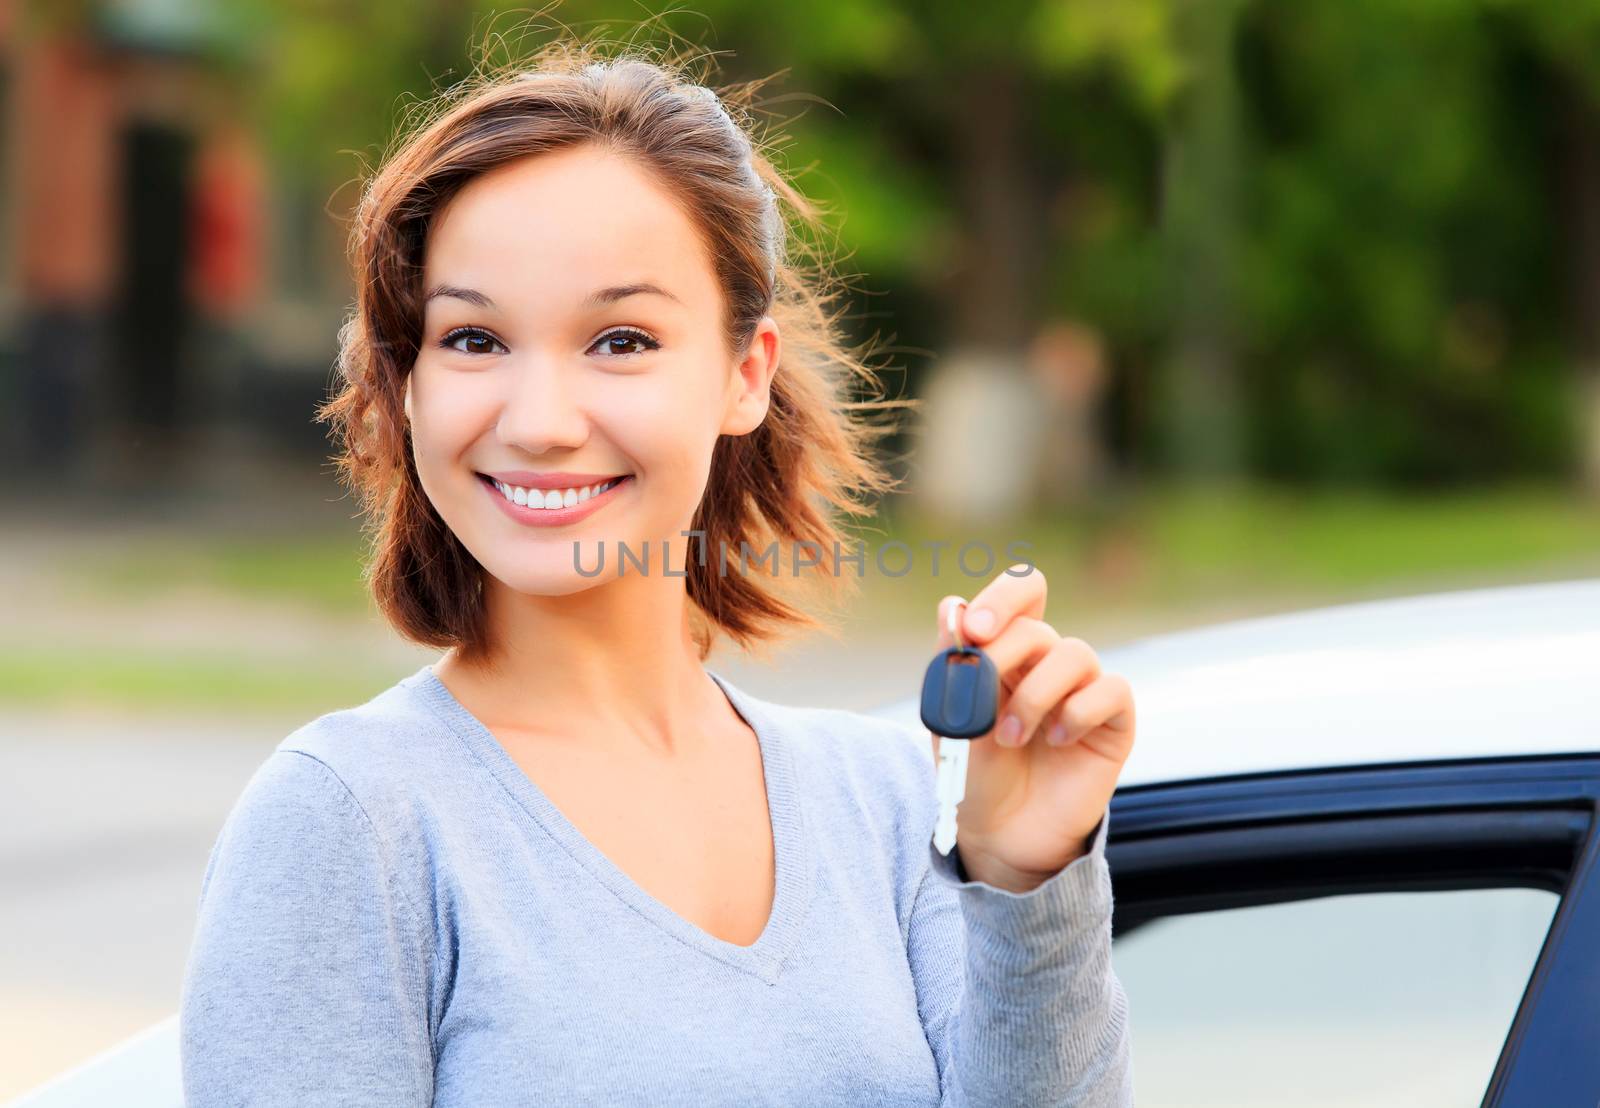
[{"xmin": 0, "ymin": 0, "xmax": 343, "ymax": 495}]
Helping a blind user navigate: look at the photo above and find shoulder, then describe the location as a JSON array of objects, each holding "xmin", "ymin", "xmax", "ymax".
[
  {"xmin": 749, "ymin": 693, "xmax": 939, "ymax": 838},
  {"xmin": 205, "ymin": 748, "xmax": 377, "ymax": 890},
  {"xmin": 257, "ymin": 673, "xmax": 467, "ymax": 836},
  {"xmin": 791, "ymin": 703, "xmax": 934, "ymax": 796},
  {"xmin": 274, "ymin": 676, "xmax": 448, "ymax": 790},
  {"xmin": 205, "ymin": 674, "xmax": 462, "ymax": 899}
]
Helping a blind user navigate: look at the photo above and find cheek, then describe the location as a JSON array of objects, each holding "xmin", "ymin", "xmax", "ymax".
[
  {"xmin": 602, "ymin": 374, "xmax": 724, "ymax": 470},
  {"xmin": 409, "ymin": 374, "xmax": 489, "ymax": 464}
]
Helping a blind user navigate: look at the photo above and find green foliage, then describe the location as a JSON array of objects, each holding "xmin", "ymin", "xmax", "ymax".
[{"xmin": 1229, "ymin": 0, "xmax": 1578, "ymax": 482}]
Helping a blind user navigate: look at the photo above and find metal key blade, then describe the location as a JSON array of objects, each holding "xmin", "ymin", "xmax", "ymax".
[{"xmin": 933, "ymin": 734, "xmax": 970, "ymax": 856}]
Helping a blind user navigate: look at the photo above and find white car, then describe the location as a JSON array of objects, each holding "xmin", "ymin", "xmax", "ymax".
[{"xmin": 16, "ymin": 579, "xmax": 1600, "ymax": 1107}]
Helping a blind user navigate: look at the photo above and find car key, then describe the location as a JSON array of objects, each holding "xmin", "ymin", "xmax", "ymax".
[{"xmin": 921, "ymin": 600, "xmax": 999, "ymax": 856}]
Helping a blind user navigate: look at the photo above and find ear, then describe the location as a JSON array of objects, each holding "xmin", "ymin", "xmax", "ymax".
[
  {"xmin": 720, "ymin": 316, "xmax": 780, "ymax": 436},
  {"xmin": 403, "ymin": 373, "xmax": 413, "ymax": 424}
]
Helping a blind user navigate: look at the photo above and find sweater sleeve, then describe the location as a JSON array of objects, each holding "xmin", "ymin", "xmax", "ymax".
[
  {"xmin": 905, "ymin": 803, "xmax": 1135, "ymax": 1107},
  {"xmin": 179, "ymin": 749, "xmax": 435, "ymax": 1107}
]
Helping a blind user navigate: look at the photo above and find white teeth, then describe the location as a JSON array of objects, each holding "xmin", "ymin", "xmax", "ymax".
[{"xmin": 491, "ymin": 477, "xmax": 623, "ymax": 509}]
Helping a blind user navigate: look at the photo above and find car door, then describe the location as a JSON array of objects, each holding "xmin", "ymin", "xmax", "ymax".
[{"xmin": 1104, "ymin": 755, "xmax": 1600, "ymax": 1108}]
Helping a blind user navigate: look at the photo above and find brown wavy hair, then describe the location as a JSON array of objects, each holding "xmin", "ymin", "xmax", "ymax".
[{"xmin": 316, "ymin": 34, "xmax": 913, "ymax": 664}]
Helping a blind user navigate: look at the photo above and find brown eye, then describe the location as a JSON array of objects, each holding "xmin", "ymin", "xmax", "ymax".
[
  {"xmin": 439, "ymin": 327, "xmax": 506, "ymax": 355},
  {"xmin": 590, "ymin": 327, "xmax": 659, "ymax": 357}
]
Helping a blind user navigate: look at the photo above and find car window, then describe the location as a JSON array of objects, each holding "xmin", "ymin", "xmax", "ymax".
[{"xmin": 1112, "ymin": 886, "xmax": 1559, "ymax": 1107}]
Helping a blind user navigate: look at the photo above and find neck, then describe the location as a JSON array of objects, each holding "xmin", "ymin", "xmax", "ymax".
[{"xmin": 436, "ymin": 569, "xmax": 727, "ymax": 758}]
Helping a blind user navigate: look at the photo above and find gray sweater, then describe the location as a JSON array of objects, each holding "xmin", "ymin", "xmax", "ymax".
[{"xmin": 179, "ymin": 662, "xmax": 1134, "ymax": 1105}]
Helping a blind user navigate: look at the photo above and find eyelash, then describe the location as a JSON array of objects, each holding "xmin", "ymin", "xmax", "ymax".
[{"xmin": 436, "ymin": 326, "xmax": 661, "ymax": 358}]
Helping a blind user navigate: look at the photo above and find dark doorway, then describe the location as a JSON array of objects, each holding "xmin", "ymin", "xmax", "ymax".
[{"xmin": 111, "ymin": 120, "xmax": 194, "ymax": 457}]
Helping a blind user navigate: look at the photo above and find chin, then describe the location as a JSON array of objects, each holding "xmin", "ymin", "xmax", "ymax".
[{"xmin": 485, "ymin": 564, "xmax": 611, "ymax": 599}]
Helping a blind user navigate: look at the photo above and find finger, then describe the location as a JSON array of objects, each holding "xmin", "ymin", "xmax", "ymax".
[
  {"xmin": 981, "ymin": 616, "xmax": 1059, "ymax": 689},
  {"xmin": 935, "ymin": 595, "xmax": 966, "ymax": 651},
  {"xmin": 1048, "ymin": 672, "xmax": 1136, "ymax": 749},
  {"xmin": 996, "ymin": 636, "xmax": 1102, "ymax": 747},
  {"xmin": 962, "ymin": 563, "xmax": 1047, "ymax": 645}
]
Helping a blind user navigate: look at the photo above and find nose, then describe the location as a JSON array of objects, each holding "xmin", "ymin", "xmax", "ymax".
[{"xmin": 495, "ymin": 354, "xmax": 591, "ymax": 456}]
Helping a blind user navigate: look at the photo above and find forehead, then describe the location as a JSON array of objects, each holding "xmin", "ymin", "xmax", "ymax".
[{"xmin": 422, "ymin": 144, "xmax": 716, "ymax": 311}]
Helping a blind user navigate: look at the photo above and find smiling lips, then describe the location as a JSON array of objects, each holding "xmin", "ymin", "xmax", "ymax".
[{"xmin": 478, "ymin": 471, "xmax": 632, "ymax": 526}]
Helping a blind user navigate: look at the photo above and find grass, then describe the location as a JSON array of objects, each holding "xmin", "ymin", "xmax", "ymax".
[
  {"xmin": 0, "ymin": 645, "xmax": 403, "ymax": 717},
  {"xmin": 55, "ymin": 530, "xmax": 373, "ymax": 615}
]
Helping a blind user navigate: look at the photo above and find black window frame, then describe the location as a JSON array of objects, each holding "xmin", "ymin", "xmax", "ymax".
[{"xmin": 1104, "ymin": 754, "xmax": 1600, "ymax": 1107}]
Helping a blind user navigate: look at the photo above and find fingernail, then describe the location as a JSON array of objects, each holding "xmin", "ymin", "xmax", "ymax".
[
  {"xmin": 997, "ymin": 714, "xmax": 1022, "ymax": 745},
  {"xmin": 967, "ymin": 608, "xmax": 995, "ymax": 637},
  {"xmin": 1047, "ymin": 723, "xmax": 1068, "ymax": 746}
]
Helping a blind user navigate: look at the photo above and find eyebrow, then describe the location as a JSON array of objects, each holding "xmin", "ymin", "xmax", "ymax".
[{"xmin": 422, "ymin": 283, "xmax": 683, "ymax": 310}]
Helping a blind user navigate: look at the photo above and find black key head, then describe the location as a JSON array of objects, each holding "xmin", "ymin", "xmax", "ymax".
[{"xmin": 920, "ymin": 645, "xmax": 999, "ymax": 739}]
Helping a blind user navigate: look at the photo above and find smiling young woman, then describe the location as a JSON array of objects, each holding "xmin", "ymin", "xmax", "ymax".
[{"xmin": 177, "ymin": 36, "xmax": 1135, "ymax": 1108}]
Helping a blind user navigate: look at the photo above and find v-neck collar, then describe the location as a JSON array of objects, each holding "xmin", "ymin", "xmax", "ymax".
[{"xmin": 402, "ymin": 661, "xmax": 813, "ymax": 986}]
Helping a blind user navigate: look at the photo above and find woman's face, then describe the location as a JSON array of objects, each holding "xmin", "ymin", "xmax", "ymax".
[{"xmin": 404, "ymin": 143, "xmax": 778, "ymax": 597}]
